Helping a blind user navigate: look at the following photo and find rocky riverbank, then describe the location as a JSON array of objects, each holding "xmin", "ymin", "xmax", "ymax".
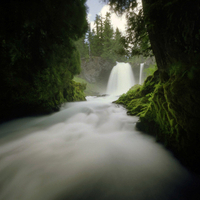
[{"xmin": 115, "ymin": 69, "xmax": 200, "ymax": 173}]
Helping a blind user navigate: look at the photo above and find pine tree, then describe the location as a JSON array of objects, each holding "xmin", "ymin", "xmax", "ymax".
[
  {"xmin": 101, "ymin": 12, "xmax": 114, "ymax": 60},
  {"xmin": 92, "ymin": 14, "xmax": 104, "ymax": 56},
  {"xmin": 113, "ymin": 28, "xmax": 127, "ymax": 61},
  {"xmin": 82, "ymin": 12, "xmax": 127, "ymax": 61},
  {"xmin": 75, "ymin": 35, "xmax": 89, "ymax": 59}
]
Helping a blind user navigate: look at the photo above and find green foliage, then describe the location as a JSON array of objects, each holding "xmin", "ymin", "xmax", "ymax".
[
  {"xmin": 144, "ymin": 64, "xmax": 157, "ymax": 76},
  {"xmin": 0, "ymin": 0, "xmax": 88, "ymax": 121},
  {"xmin": 63, "ymin": 81, "xmax": 86, "ymax": 102},
  {"xmin": 103, "ymin": 0, "xmax": 200, "ymax": 74},
  {"xmin": 102, "ymin": 0, "xmax": 137, "ymax": 14},
  {"xmin": 81, "ymin": 12, "xmax": 127, "ymax": 62},
  {"xmin": 75, "ymin": 36, "xmax": 89, "ymax": 59},
  {"xmin": 90, "ymin": 14, "xmax": 104, "ymax": 56},
  {"xmin": 102, "ymin": 0, "xmax": 152, "ymax": 57},
  {"xmin": 101, "ymin": 13, "xmax": 114, "ymax": 59},
  {"xmin": 73, "ymin": 76, "xmax": 104, "ymax": 96},
  {"xmin": 126, "ymin": 9, "xmax": 153, "ymax": 57},
  {"xmin": 115, "ymin": 68, "xmax": 200, "ymax": 171}
]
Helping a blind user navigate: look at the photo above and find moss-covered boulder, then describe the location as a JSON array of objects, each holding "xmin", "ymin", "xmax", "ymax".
[{"xmin": 115, "ymin": 69, "xmax": 200, "ymax": 172}]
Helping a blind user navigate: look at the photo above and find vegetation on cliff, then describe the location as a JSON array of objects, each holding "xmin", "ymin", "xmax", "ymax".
[
  {"xmin": 106, "ymin": 0, "xmax": 200, "ymax": 171},
  {"xmin": 0, "ymin": 0, "xmax": 88, "ymax": 121}
]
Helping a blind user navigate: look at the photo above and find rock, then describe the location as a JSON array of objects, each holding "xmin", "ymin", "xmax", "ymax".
[{"xmin": 79, "ymin": 57, "xmax": 114, "ymax": 83}]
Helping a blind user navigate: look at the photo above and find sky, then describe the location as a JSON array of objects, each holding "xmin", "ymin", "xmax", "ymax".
[{"xmin": 86, "ymin": 0, "xmax": 127, "ymax": 34}]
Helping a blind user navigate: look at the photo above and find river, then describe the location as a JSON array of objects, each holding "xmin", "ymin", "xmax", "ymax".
[{"xmin": 0, "ymin": 95, "xmax": 199, "ymax": 200}]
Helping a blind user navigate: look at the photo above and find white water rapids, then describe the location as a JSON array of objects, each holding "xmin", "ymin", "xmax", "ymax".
[{"xmin": 0, "ymin": 95, "xmax": 199, "ymax": 200}]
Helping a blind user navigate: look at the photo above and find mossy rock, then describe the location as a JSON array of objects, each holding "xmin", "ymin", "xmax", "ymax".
[{"xmin": 115, "ymin": 68, "xmax": 200, "ymax": 172}]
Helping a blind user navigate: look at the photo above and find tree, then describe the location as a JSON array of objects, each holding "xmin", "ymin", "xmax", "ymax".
[
  {"xmin": 103, "ymin": 0, "xmax": 200, "ymax": 78},
  {"xmin": 82, "ymin": 12, "xmax": 127, "ymax": 62},
  {"xmin": 126, "ymin": 9, "xmax": 152, "ymax": 57},
  {"xmin": 75, "ymin": 35, "xmax": 89, "ymax": 59},
  {"xmin": 101, "ymin": 12, "xmax": 114, "ymax": 60},
  {"xmin": 113, "ymin": 28, "xmax": 127, "ymax": 60},
  {"xmin": 90, "ymin": 14, "xmax": 104, "ymax": 56}
]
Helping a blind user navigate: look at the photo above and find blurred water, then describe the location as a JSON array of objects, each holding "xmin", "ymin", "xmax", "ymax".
[
  {"xmin": 107, "ymin": 62, "xmax": 135, "ymax": 95},
  {"xmin": 139, "ymin": 63, "xmax": 144, "ymax": 85},
  {"xmin": 0, "ymin": 95, "xmax": 199, "ymax": 200}
]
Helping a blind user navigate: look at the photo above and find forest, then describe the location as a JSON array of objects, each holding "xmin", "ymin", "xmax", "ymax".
[{"xmin": 76, "ymin": 12, "xmax": 128, "ymax": 64}]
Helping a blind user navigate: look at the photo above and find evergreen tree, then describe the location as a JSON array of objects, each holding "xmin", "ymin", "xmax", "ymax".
[
  {"xmin": 112, "ymin": 28, "xmax": 127, "ymax": 61},
  {"xmin": 75, "ymin": 35, "xmax": 89, "ymax": 59},
  {"xmin": 92, "ymin": 15, "xmax": 104, "ymax": 56},
  {"xmin": 101, "ymin": 12, "xmax": 114, "ymax": 60},
  {"xmin": 103, "ymin": 0, "xmax": 200, "ymax": 76},
  {"xmin": 78, "ymin": 12, "xmax": 127, "ymax": 62}
]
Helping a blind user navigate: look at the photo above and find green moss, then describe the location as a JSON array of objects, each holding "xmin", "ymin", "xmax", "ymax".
[
  {"xmin": 115, "ymin": 68, "xmax": 200, "ymax": 172},
  {"xmin": 73, "ymin": 76, "xmax": 103, "ymax": 96}
]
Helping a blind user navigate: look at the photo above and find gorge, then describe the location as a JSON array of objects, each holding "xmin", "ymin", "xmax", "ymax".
[
  {"xmin": 1, "ymin": 0, "xmax": 200, "ymax": 199},
  {"xmin": 0, "ymin": 63, "xmax": 199, "ymax": 199}
]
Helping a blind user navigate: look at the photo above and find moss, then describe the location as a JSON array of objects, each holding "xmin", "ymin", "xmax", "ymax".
[
  {"xmin": 115, "ymin": 69, "xmax": 200, "ymax": 172},
  {"xmin": 63, "ymin": 80, "xmax": 86, "ymax": 102},
  {"xmin": 73, "ymin": 76, "xmax": 102, "ymax": 96}
]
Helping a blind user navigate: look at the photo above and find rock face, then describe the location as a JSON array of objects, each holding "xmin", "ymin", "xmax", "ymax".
[{"xmin": 79, "ymin": 57, "xmax": 114, "ymax": 83}]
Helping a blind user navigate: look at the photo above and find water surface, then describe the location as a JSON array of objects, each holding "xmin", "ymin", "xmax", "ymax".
[{"xmin": 0, "ymin": 96, "xmax": 199, "ymax": 200}]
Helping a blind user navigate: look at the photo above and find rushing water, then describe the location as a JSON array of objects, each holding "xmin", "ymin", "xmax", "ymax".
[
  {"xmin": 0, "ymin": 95, "xmax": 199, "ymax": 200},
  {"xmin": 107, "ymin": 62, "xmax": 135, "ymax": 95}
]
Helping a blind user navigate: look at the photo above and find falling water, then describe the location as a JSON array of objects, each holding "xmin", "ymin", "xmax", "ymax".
[
  {"xmin": 107, "ymin": 62, "xmax": 135, "ymax": 95},
  {"xmin": 139, "ymin": 63, "xmax": 144, "ymax": 85}
]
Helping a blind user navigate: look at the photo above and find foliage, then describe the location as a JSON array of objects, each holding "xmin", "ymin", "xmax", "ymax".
[
  {"xmin": 101, "ymin": 12, "xmax": 114, "ymax": 60},
  {"xmin": 103, "ymin": 0, "xmax": 200, "ymax": 74},
  {"xmin": 126, "ymin": 9, "xmax": 153, "ymax": 57},
  {"xmin": 102, "ymin": 0, "xmax": 152, "ymax": 57},
  {"xmin": 115, "ymin": 68, "xmax": 200, "ymax": 171},
  {"xmin": 102, "ymin": 0, "xmax": 137, "ymax": 14},
  {"xmin": 73, "ymin": 76, "xmax": 104, "ymax": 96},
  {"xmin": 76, "ymin": 12, "xmax": 128, "ymax": 62},
  {"xmin": 0, "ymin": 0, "xmax": 88, "ymax": 121},
  {"xmin": 75, "ymin": 35, "xmax": 89, "ymax": 59},
  {"xmin": 144, "ymin": 64, "xmax": 157, "ymax": 76}
]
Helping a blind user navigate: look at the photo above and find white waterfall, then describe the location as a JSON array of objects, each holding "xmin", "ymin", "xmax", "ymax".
[
  {"xmin": 139, "ymin": 63, "xmax": 144, "ymax": 85},
  {"xmin": 106, "ymin": 62, "xmax": 135, "ymax": 95}
]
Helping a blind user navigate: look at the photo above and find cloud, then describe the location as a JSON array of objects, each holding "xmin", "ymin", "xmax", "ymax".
[
  {"xmin": 88, "ymin": 1, "xmax": 143, "ymax": 35},
  {"xmin": 99, "ymin": 5, "xmax": 127, "ymax": 35},
  {"xmin": 87, "ymin": 13, "xmax": 92, "ymax": 22}
]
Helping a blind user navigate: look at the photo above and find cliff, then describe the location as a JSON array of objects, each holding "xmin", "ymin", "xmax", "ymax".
[{"xmin": 79, "ymin": 57, "xmax": 114, "ymax": 83}]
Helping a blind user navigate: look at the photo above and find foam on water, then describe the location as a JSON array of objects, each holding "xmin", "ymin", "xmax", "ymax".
[{"xmin": 0, "ymin": 96, "xmax": 199, "ymax": 200}]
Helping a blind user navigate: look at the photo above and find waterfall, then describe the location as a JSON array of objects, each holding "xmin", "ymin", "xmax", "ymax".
[
  {"xmin": 106, "ymin": 62, "xmax": 135, "ymax": 95},
  {"xmin": 139, "ymin": 63, "xmax": 144, "ymax": 85}
]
